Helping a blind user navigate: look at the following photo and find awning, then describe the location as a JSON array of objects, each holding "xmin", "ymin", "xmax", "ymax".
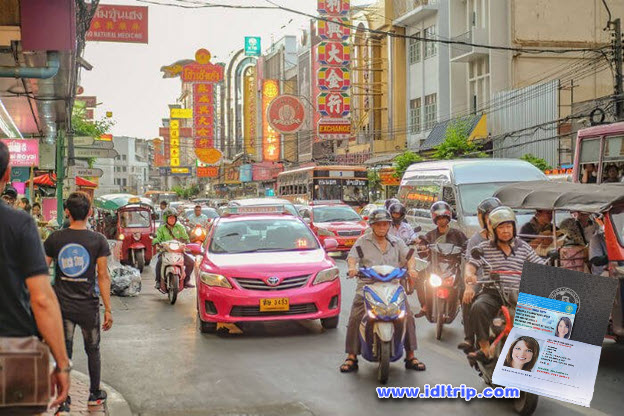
[
  {"xmin": 364, "ymin": 152, "xmax": 401, "ymax": 166},
  {"xmin": 76, "ymin": 176, "xmax": 97, "ymax": 187},
  {"xmin": 27, "ymin": 173, "xmax": 97, "ymax": 188}
]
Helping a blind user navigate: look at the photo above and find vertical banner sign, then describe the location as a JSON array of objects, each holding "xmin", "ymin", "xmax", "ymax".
[
  {"xmin": 153, "ymin": 139, "xmax": 164, "ymax": 167},
  {"xmin": 243, "ymin": 66, "xmax": 257, "ymax": 156},
  {"xmin": 262, "ymin": 79, "xmax": 280, "ymax": 162},
  {"xmin": 317, "ymin": 0, "xmax": 352, "ymax": 140},
  {"xmin": 193, "ymin": 83, "xmax": 215, "ymax": 149},
  {"xmin": 169, "ymin": 120, "xmax": 180, "ymax": 167}
]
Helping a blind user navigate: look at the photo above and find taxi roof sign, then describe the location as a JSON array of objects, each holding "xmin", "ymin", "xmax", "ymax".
[{"xmin": 221, "ymin": 205, "xmax": 290, "ymax": 216}]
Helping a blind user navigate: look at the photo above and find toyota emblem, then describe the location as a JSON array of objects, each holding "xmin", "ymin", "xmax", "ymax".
[{"xmin": 266, "ymin": 276, "xmax": 280, "ymax": 286}]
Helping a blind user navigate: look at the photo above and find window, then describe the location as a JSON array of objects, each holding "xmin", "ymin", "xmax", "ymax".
[
  {"xmin": 410, "ymin": 98, "xmax": 421, "ymax": 133},
  {"xmin": 424, "ymin": 94, "xmax": 437, "ymax": 130},
  {"xmin": 122, "ymin": 155, "xmax": 127, "ymax": 161},
  {"xmin": 408, "ymin": 33, "xmax": 421, "ymax": 64},
  {"xmin": 123, "ymin": 167, "xmax": 127, "ymax": 173},
  {"xmin": 398, "ymin": 183, "xmax": 440, "ymax": 212},
  {"xmin": 424, "ymin": 26, "xmax": 437, "ymax": 59}
]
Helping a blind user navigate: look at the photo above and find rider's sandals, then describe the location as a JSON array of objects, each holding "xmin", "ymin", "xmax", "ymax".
[
  {"xmin": 339, "ymin": 358, "xmax": 359, "ymax": 373},
  {"xmin": 404, "ymin": 357, "xmax": 426, "ymax": 371},
  {"xmin": 467, "ymin": 350, "xmax": 494, "ymax": 365}
]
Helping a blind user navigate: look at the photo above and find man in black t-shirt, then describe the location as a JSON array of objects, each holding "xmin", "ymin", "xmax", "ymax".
[
  {"xmin": 0, "ymin": 141, "xmax": 70, "ymax": 408},
  {"xmin": 45, "ymin": 192, "xmax": 113, "ymax": 413}
]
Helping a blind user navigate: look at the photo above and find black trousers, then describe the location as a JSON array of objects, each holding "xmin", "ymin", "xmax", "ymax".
[
  {"xmin": 63, "ymin": 311, "xmax": 101, "ymax": 393},
  {"xmin": 155, "ymin": 253, "xmax": 195, "ymax": 285},
  {"xmin": 469, "ymin": 290, "xmax": 503, "ymax": 343}
]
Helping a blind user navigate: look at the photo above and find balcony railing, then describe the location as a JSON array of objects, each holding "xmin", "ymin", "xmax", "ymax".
[
  {"xmin": 450, "ymin": 30, "xmax": 472, "ymax": 60},
  {"xmin": 393, "ymin": 0, "xmax": 437, "ymax": 19}
]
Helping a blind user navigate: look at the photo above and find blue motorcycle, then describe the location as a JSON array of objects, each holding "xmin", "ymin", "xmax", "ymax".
[{"xmin": 358, "ymin": 265, "xmax": 410, "ymax": 384}]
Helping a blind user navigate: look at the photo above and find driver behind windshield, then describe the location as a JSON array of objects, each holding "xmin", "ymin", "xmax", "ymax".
[{"xmin": 152, "ymin": 208, "xmax": 195, "ymax": 289}]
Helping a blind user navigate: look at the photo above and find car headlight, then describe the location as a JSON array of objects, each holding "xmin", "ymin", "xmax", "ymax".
[
  {"xmin": 316, "ymin": 228, "xmax": 335, "ymax": 236},
  {"xmin": 429, "ymin": 273, "xmax": 442, "ymax": 287},
  {"xmin": 133, "ymin": 232, "xmax": 141, "ymax": 241},
  {"xmin": 313, "ymin": 267, "xmax": 339, "ymax": 285},
  {"xmin": 200, "ymin": 272, "xmax": 232, "ymax": 289}
]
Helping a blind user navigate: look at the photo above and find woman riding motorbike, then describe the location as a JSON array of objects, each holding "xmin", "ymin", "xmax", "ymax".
[{"xmin": 152, "ymin": 208, "xmax": 195, "ymax": 289}]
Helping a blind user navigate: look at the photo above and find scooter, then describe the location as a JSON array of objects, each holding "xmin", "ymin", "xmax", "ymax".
[
  {"xmin": 158, "ymin": 240, "xmax": 187, "ymax": 305},
  {"xmin": 469, "ymin": 247, "xmax": 539, "ymax": 416},
  {"xmin": 421, "ymin": 243, "xmax": 464, "ymax": 340},
  {"xmin": 189, "ymin": 224, "xmax": 207, "ymax": 244}
]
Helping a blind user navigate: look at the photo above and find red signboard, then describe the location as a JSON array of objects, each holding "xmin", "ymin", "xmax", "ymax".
[
  {"xmin": 317, "ymin": 0, "xmax": 350, "ymax": 15},
  {"xmin": 159, "ymin": 127, "xmax": 193, "ymax": 137},
  {"xmin": 193, "ymin": 83, "xmax": 215, "ymax": 147},
  {"xmin": 318, "ymin": 67, "xmax": 350, "ymax": 91},
  {"xmin": 317, "ymin": 17, "xmax": 350, "ymax": 41},
  {"xmin": 317, "ymin": 92, "xmax": 350, "ymax": 117},
  {"xmin": 317, "ymin": 42, "xmax": 350, "ymax": 66},
  {"xmin": 197, "ymin": 166, "xmax": 219, "ymax": 178},
  {"xmin": 85, "ymin": 109, "xmax": 94, "ymax": 120},
  {"xmin": 77, "ymin": 96, "xmax": 97, "ymax": 107},
  {"xmin": 153, "ymin": 139, "xmax": 165, "ymax": 167},
  {"xmin": 267, "ymin": 95, "xmax": 306, "ymax": 134},
  {"xmin": 86, "ymin": 5, "xmax": 148, "ymax": 44},
  {"xmin": 182, "ymin": 62, "xmax": 224, "ymax": 83}
]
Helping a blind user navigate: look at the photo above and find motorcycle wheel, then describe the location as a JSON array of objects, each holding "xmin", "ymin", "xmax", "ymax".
[
  {"xmin": 135, "ymin": 250, "xmax": 145, "ymax": 273},
  {"xmin": 435, "ymin": 301, "xmax": 445, "ymax": 340},
  {"xmin": 378, "ymin": 339, "xmax": 390, "ymax": 384},
  {"xmin": 513, "ymin": 391, "xmax": 538, "ymax": 416},
  {"xmin": 168, "ymin": 273, "xmax": 179, "ymax": 305}
]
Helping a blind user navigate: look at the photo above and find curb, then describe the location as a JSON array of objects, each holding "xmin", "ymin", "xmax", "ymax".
[{"xmin": 73, "ymin": 371, "xmax": 133, "ymax": 416}]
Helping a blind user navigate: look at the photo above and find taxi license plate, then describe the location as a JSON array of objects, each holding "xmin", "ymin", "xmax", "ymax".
[
  {"xmin": 259, "ymin": 298, "xmax": 290, "ymax": 312},
  {"xmin": 343, "ymin": 239, "xmax": 356, "ymax": 247}
]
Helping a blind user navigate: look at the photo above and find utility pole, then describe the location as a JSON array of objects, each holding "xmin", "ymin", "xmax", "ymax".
[{"xmin": 613, "ymin": 18, "xmax": 624, "ymax": 120}]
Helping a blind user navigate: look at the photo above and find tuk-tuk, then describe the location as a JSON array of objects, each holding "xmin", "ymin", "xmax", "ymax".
[
  {"xmin": 95, "ymin": 195, "xmax": 156, "ymax": 272},
  {"xmin": 493, "ymin": 180, "xmax": 624, "ymax": 343}
]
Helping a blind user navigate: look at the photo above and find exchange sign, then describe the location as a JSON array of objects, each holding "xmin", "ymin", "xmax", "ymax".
[{"xmin": 317, "ymin": 67, "xmax": 350, "ymax": 91}]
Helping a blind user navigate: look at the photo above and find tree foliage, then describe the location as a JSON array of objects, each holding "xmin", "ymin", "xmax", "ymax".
[
  {"xmin": 367, "ymin": 169, "xmax": 381, "ymax": 191},
  {"xmin": 520, "ymin": 154, "xmax": 552, "ymax": 171},
  {"xmin": 431, "ymin": 119, "xmax": 487, "ymax": 160},
  {"xmin": 172, "ymin": 184, "xmax": 201, "ymax": 199},
  {"xmin": 393, "ymin": 151, "xmax": 423, "ymax": 178}
]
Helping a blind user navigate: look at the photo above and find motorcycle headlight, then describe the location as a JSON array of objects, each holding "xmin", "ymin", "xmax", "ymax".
[
  {"xmin": 118, "ymin": 234, "xmax": 125, "ymax": 241},
  {"xmin": 194, "ymin": 228, "xmax": 203, "ymax": 237},
  {"xmin": 429, "ymin": 273, "xmax": 442, "ymax": 287},
  {"xmin": 169, "ymin": 242, "xmax": 180, "ymax": 251},
  {"xmin": 316, "ymin": 228, "xmax": 335, "ymax": 236},
  {"xmin": 313, "ymin": 267, "xmax": 339, "ymax": 285},
  {"xmin": 133, "ymin": 232, "xmax": 141, "ymax": 241},
  {"xmin": 200, "ymin": 272, "xmax": 232, "ymax": 289}
]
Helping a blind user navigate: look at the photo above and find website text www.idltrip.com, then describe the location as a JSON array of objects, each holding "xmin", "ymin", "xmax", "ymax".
[{"xmin": 376, "ymin": 384, "xmax": 520, "ymax": 401}]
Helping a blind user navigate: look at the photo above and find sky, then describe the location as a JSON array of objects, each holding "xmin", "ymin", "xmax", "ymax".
[{"xmin": 81, "ymin": 0, "xmax": 371, "ymax": 140}]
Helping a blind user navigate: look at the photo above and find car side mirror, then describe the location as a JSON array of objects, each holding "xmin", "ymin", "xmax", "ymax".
[
  {"xmin": 323, "ymin": 238, "xmax": 338, "ymax": 251},
  {"xmin": 186, "ymin": 243, "xmax": 203, "ymax": 256},
  {"xmin": 471, "ymin": 247, "xmax": 484, "ymax": 260}
]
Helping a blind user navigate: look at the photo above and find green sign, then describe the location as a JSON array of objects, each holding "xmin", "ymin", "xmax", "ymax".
[
  {"xmin": 244, "ymin": 36, "xmax": 261, "ymax": 57},
  {"xmin": 11, "ymin": 167, "xmax": 30, "ymax": 182}
]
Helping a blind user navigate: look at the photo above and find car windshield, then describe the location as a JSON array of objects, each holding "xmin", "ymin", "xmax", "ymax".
[
  {"xmin": 120, "ymin": 210, "xmax": 151, "ymax": 228},
  {"xmin": 209, "ymin": 219, "xmax": 319, "ymax": 254},
  {"xmin": 184, "ymin": 208, "xmax": 219, "ymax": 218},
  {"xmin": 313, "ymin": 206, "xmax": 361, "ymax": 222}
]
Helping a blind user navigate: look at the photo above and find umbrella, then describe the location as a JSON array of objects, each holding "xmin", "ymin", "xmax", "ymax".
[{"xmin": 94, "ymin": 193, "xmax": 153, "ymax": 211}]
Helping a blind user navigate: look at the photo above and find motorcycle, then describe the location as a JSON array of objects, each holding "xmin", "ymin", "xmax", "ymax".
[
  {"xmin": 158, "ymin": 240, "xmax": 189, "ymax": 305},
  {"xmin": 421, "ymin": 243, "xmax": 464, "ymax": 340},
  {"xmin": 189, "ymin": 224, "xmax": 207, "ymax": 244},
  {"xmin": 469, "ymin": 247, "xmax": 539, "ymax": 416}
]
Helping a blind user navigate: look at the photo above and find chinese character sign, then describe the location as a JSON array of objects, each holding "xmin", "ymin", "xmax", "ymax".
[
  {"xmin": 169, "ymin": 120, "xmax": 180, "ymax": 167},
  {"xmin": 193, "ymin": 83, "xmax": 215, "ymax": 148},
  {"xmin": 262, "ymin": 80, "xmax": 280, "ymax": 162},
  {"xmin": 317, "ymin": 0, "xmax": 350, "ymax": 15},
  {"xmin": 243, "ymin": 67, "xmax": 258, "ymax": 156},
  {"xmin": 86, "ymin": 5, "xmax": 148, "ymax": 44}
]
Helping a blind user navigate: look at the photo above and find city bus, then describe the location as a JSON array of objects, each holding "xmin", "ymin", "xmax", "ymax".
[
  {"xmin": 277, "ymin": 165, "xmax": 369, "ymax": 208},
  {"xmin": 573, "ymin": 121, "xmax": 624, "ymax": 184}
]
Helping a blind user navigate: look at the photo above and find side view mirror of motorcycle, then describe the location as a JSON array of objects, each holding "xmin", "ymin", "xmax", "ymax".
[
  {"xmin": 547, "ymin": 249, "xmax": 560, "ymax": 260},
  {"xmin": 186, "ymin": 243, "xmax": 203, "ymax": 256},
  {"xmin": 413, "ymin": 225, "xmax": 422, "ymax": 233},
  {"xmin": 471, "ymin": 247, "xmax": 484, "ymax": 260}
]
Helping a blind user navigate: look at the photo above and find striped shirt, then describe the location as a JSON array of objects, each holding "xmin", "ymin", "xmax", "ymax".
[{"xmin": 469, "ymin": 238, "xmax": 547, "ymax": 291}]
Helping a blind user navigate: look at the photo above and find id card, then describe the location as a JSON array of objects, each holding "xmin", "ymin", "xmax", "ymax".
[{"xmin": 514, "ymin": 293, "xmax": 577, "ymax": 339}]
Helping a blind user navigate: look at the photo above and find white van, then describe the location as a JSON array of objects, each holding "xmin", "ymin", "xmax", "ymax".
[{"xmin": 398, "ymin": 159, "xmax": 548, "ymax": 237}]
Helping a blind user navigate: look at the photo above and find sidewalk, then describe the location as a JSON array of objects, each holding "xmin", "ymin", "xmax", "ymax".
[{"xmin": 43, "ymin": 371, "xmax": 132, "ymax": 416}]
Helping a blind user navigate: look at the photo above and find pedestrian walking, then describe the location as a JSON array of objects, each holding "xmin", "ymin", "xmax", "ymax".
[
  {"xmin": 44, "ymin": 191, "xmax": 113, "ymax": 414},
  {"xmin": 0, "ymin": 141, "xmax": 71, "ymax": 413}
]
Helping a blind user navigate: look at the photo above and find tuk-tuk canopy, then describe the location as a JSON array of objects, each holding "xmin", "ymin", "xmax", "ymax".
[
  {"xmin": 94, "ymin": 193, "xmax": 154, "ymax": 211},
  {"xmin": 493, "ymin": 181, "xmax": 624, "ymax": 213}
]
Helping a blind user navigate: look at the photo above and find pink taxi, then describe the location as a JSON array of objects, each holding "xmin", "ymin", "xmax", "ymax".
[
  {"xmin": 195, "ymin": 205, "xmax": 341, "ymax": 333},
  {"xmin": 299, "ymin": 204, "xmax": 367, "ymax": 253}
]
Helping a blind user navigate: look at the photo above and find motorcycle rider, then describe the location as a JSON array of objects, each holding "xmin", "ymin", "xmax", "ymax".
[
  {"xmin": 388, "ymin": 202, "xmax": 417, "ymax": 244},
  {"xmin": 187, "ymin": 204, "xmax": 209, "ymax": 228},
  {"xmin": 152, "ymin": 208, "xmax": 195, "ymax": 289},
  {"xmin": 340, "ymin": 209, "xmax": 426, "ymax": 373},
  {"xmin": 414, "ymin": 201, "xmax": 467, "ymax": 317},
  {"xmin": 465, "ymin": 206, "xmax": 546, "ymax": 362},
  {"xmin": 458, "ymin": 197, "xmax": 502, "ymax": 352},
  {"xmin": 384, "ymin": 198, "xmax": 400, "ymax": 212}
]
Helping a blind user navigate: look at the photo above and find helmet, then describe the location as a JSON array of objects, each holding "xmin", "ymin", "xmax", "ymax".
[
  {"xmin": 388, "ymin": 202, "xmax": 406, "ymax": 225},
  {"xmin": 385, "ymin": 198, "xmax": 400, "ymax": 211},
  {"xmin": 430, "ymin": 201, "xmax": 452, "ymax": 225},
  {"xmin": 487, "ymin": 206, "xmax": 517, "ymax": 242},
  {"xmin": 477, "ymin": 197, "xmax": 502, "ymax": 230},
  {"xmin": 368, "ymin": 209, "xmax": 392, "ymax": 225},
  {"xmin": 2, "ymin": 185, "xmax": 17, "ymax": 199},
  {"xmin": 162, "ymin": 208, "xmax": 177, "ymax": 221}
]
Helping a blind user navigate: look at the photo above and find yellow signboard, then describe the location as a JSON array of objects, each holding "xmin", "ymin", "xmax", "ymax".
[
  {"xmin": 243, "ymin": 67, "xmax": 257, "ymax": 156},
  {"xmin": 170, "ymin": 108, "xmax": 193, "ymax": 119},
  {"xmin": 171, "ymin": 167, "xmax": 190, "ymax": 174},
  {"xmin": 170, "ymin": 119, "xmax": 180, "ymax": 167}
]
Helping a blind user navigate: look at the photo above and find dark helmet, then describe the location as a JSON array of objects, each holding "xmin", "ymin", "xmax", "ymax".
[
  {"xmin": 487, "ymin": 206, "xmax": 517, "ymax": 242},
  {"xmin": 368, "ymin": 209, "xmax": 392, "ymax": 225},
  {"xmin": 385, "ymin": 198, "xmax": 400, "ymax": 211},
  {"xmin": 2, "ymin": 184, "xmax": 17, "ymax": 199},
  {"xmin": 477, "ymin": 197, "xmax": 503, "ymax": 230},
  {"xmin": 430, "ymin": 201, "xmax": 452, "ymax": 224},
  {"xmin": 388, "ymin": 202, "xmax": 406, "ymax": 225}
]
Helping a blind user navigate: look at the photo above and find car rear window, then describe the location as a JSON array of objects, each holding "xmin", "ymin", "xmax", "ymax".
[{"xmin": 312, "ymin": 206, "xmax": 361, "ymax": 222}]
